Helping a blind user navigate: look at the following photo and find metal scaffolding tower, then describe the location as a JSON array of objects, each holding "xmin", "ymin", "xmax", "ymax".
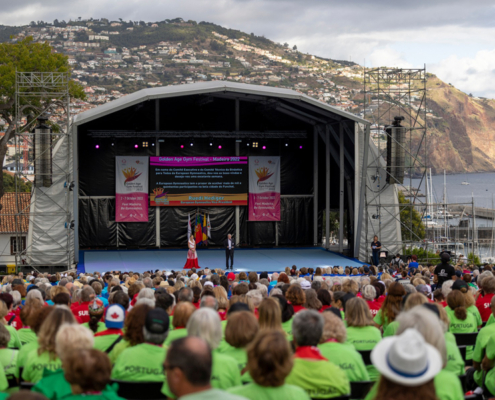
[
  {"xmin": 14, "ymin": 72, "xmax": 73, "ymax": 271},
  {"xmin": 363, "ymin": 67, "xmax": 428, "ymax": 262}
]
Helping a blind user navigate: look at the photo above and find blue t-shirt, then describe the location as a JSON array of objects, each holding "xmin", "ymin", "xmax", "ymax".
[{"xmin": 409, "ymin": 262, "xmax": 419, "ymax": 269}]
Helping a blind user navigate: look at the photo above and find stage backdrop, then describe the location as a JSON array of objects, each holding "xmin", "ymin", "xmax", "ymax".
[
  {"xmin": 249, "ymin": 156, "xmax": 281, "ymax": 221},
  {"xmin": 115, "ymin": 156, "xmax": 149, "ymax": 222},
  {"xmin": 149, "ymin": 156, "xmax": 248, "ymax": 206}
]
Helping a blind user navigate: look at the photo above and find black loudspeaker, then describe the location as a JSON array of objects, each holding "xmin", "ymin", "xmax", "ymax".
[{"xmin": 386, "ymin": 116, "xmax": 406, "ymax": 184}]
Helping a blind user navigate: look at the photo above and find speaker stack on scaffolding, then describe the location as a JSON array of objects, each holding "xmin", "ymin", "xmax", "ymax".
[
  {"xmin": 363, "ymin": 68, "xmax": 428, "ymax": 263},
  {"xmin": 14, "ymin": 72, "xmax": 73, "ymax": 274}
]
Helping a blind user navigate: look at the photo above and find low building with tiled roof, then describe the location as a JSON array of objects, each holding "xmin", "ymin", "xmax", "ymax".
[{"xmin": 0, "ymin": 192, "xmax": 30, "ymax": 264}]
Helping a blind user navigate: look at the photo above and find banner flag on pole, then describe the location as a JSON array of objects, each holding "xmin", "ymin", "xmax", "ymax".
[
  {"xmin": 248, "ymin": 156, "xmax": 280, "ymax": 221},
  {"xmin": 207, "ymin": 214, "xmax": 211, "ymax": 238},
  {"xmin": 195, "ymin": 214, "xmax": 202, "ymax": 244},
  {"xmin": 202, "ymin": 213, "xmax": 208, "ymax": 245},
  {"xmin": 115, "ymin": 156, "xmax": 149, "ymax": 222},
  {"xmin": 187, "ymin": 213, "xmax": 192, "ymax": 239}
]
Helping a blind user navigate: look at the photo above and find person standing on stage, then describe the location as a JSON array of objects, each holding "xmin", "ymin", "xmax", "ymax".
[
  {"xmin": 184, "ymin": 234, "xmax": 199, "ymax": 269},
  {"xmin": 224, "ymin": 234, "xmax": 234, "ymax": 270},
  {"xmin": 371, "ymin": 235, "xmax": 381, "ymax": 266}
]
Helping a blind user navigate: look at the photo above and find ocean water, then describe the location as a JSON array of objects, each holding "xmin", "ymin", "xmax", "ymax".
[{"xmin": 411, "ymin": 172, "xmax": 495, "ymax": 209}]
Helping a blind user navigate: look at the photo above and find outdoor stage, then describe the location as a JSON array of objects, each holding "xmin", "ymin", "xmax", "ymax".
[{"xmin": 79, "ymin": 247, "xmax": 364, "ymax": 274}]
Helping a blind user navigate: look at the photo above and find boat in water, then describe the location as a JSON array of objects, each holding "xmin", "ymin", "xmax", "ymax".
[{"xmin": 461, "ymin": 181, "xmax": 470, "ymax": 185}]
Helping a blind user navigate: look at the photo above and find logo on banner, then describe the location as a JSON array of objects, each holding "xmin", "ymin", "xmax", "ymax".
[
  {"xmin": 121, "ymin": 159, "xmax": 127, "ymax": 165},
  {"xmin": 153, "ymin": 188, "xmax": 169, "ymax": 204},
  {"xmin": 254, "ymin": 167, "xmax": 274, "ymax": 185},
  {"xmin": 122, "ymin": 167, "xmax": 142, "ymax": 186}
]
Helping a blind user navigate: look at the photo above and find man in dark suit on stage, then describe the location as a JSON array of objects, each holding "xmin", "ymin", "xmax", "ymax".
[{"xmin": 224, "ymin": 234, "xmax": 234, "ymax": 270}]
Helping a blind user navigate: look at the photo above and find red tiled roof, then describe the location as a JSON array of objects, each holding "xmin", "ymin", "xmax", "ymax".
[{"xmin": 0, "ymin": 193, "xmax": 30, "ymax": 233}]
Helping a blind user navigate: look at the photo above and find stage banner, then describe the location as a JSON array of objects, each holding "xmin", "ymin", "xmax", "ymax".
[
  {"xmin": 249, "ymin": 156, "xmax": 280, "ymax": 221},
  {"xmin": 115, "ymin": 156, "xmax": 149, "ymax": 222}
]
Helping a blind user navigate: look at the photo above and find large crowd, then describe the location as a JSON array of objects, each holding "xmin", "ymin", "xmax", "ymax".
[{"xmin": 0, "ymin": 251, "xmax": 492, "ymax": 399}]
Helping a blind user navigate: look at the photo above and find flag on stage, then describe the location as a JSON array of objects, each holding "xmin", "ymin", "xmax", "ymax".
[
  {"xmin": 207, "ymin": 214, "xmax": 211, "ymax": 238},
  {"xmin": 202, "ymin": 213, "xmax": 208, "ymax": 245},
  {"xmin": 195, "ymin": 214, "xmax": 202, "ymax": 244},
  {"xmin": 187, "ymin": 213, "xmax": 192, "ymax": 239}
]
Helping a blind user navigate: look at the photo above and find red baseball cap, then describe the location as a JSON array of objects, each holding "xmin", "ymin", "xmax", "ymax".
[{"xmin": 227, "ymin": 272, "xmax": 235, "ymax": 280}]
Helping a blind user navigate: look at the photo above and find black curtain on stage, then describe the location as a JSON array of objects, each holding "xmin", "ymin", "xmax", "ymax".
[
  {"xmin": 118, "ymin": 206, "xmax": 156, "ymax": 247},
  {"xmin": 79, "ymin": 198, "xmax": 117, "ymax": 248}
]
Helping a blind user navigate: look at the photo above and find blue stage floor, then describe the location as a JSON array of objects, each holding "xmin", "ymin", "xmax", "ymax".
[{"xmin": 80, "ymin": 248, "xmax": 364, "ymax": 273}]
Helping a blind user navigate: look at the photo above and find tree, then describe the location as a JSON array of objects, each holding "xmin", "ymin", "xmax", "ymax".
[
  {"xmin": 0, "ymin": 37, "xmax": 85, "ymax": 211},
  {"xmin": 283, "ymin": 42, "xmax": 289, "ymax": 48},
  {"xmin": 293, "ymin": 45, "xmax": 297, "ymax": 50},
  {"xmin": 3, "ymin": 173, "xmax": 31, "ymax": 193},
  {"xmin": 398, "ymin": 191, "xmax": 425, "ymax": 241}
]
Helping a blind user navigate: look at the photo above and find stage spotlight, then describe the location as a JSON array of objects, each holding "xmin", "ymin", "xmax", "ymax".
[
  {"xmin": 247, "ymin": 143, "xmax": 250, "ymax": 146},
  {"xmin": 95, "ymin": 144, "xmax": 100, "ymax": 149},
  {"xmin": 180, "ymin": 145, "xmax": 184, "ymax": 149},
  {"xmin": 209, "ymin": 142, "xmax": 213, "ymax": 146},
  {"xmin": 218, "ymin": 145, "xmax": 222, "ymax": 149},
  {"xmin": 151, "ymin": 143, "xmax": 155, "ymax": 147},
  {"xmin": 190, "ymin": 142, "xmax": 194, "ymax": 147},
  {"xmin": 134, "ymin": 144, "xmax": 139, "ymax": 149},
  {"xmin": 111, "ymin": 143, "xmax": 114, "ymax": 147},
  {"xmin": 262, "ymin": 145, "xmax": 266, "ymax": 150},
  {"xmin": 142, "ymin": 141, "xmax": 148, "ymax": 148},
  {"xmin": 253, "ymin": 142, "xmax": 258, "ymax": 148},
  {"xmin": 299, "ymin": 145, "xmax": 303, "ymax": 149},
  {"xmin": 285, "ymin": 143, "xmax": 288, "ymax": 147}
]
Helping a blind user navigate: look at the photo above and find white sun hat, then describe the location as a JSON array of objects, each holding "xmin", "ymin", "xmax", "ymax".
[{"xmin": 371, "ymin": 328, "xmax": 442, "ymax": 387}]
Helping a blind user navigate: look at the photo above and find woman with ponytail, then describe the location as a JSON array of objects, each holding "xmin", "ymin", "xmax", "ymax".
[
  {"xmin": 446, "ymin": 290, "xmax": 477, "ymax": 361},
  {"xmin": 373, "ymin": 282, "xmax": 405, "ymax": 332},
  {"xmin": 83, "ymin": 299, "xmax": 105, "ymax": 334}
]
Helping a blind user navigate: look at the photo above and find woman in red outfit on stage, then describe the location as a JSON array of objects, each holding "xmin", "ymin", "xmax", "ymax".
[{"xmin": 184, "ymin": 234, "xmax": 199, "ymax": 269}]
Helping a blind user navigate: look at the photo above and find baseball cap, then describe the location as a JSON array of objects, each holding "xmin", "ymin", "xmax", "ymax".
[
  {"xmin": 145, "ymin": 308, "xmax": 169, "ymax": 334},
  {"xmin": 227, "ymin": 272, "xmax": 236, "ymax": 281},
  {"xmin": 454, "ymin": 270, "xmax": 462, "ymax": 278},
  {"xmin": 300, "ymin": 280, "xmax": 311, "ymax": 290},
  {"xmin": 105, "ymin": 304, "xmax": 125, "ymax": 329},
  {"xmin": 364, "ymin": 266, "xmax": 370, "ymax": 273},
  {"xmin": 452, "ymin": 279, "xmax": 468, "ymax": 292}
]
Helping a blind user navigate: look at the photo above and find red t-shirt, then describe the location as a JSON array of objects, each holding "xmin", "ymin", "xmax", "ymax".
[
  {"xmin": 71, "ymin": 301, "xmax": 92, "ymax": 324},
  {"xmin": 218, "ymin": 310, "xmax": 227, "ymax": 321},
  {"xmin": 376, "ymin": 295, "xmax": 386, "ymax": 304},
  {"xmin": 292, "ymin": 305, "xmax": 306, "ymax": 314},
  {"xmin": 366, "ymin": 300, "xmax": 382, "ymax": 317},
  {"xmin": 319, "ymin": 305, "xmax": 332, "ymax": 313},
  {"xmin": 476, "ymin": 293, "xmax": 495, "ymax": 322},
  {"xmin": 6, "ymin": 312, "xmax": 22, "ymax": 330},
  {"xmin": 440, "ymin": 301, "xmax": 447, "ymax": 308}
]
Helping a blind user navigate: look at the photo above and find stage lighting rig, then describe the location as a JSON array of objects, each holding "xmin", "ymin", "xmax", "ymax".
[
  {"xmin": 252, "ymin": 142, "xmax": 258, "ymax": 148},
  {"xmin": 142, "ymin": 141, "xmax": 148, "ymax": 148}
]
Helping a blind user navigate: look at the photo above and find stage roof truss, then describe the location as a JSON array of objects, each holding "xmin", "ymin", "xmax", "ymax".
[{"xmin": 87, "ymin": 130, "xmax": 307, "ymax": 139}]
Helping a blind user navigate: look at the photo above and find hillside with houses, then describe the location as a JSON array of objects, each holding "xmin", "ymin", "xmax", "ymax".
[{"xmin": 2, "ymin": 17, "xmax": 495, "ymax": 174}]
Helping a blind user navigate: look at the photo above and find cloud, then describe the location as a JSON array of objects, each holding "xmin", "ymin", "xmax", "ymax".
[{"xmin": 431, "ymin": 49, "xmax": 495, "ymax": 98}]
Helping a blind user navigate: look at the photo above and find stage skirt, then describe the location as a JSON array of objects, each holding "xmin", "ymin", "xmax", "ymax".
[{"xmin": 184, "ymin": 250, "xmax": 199, "ymax": 269}]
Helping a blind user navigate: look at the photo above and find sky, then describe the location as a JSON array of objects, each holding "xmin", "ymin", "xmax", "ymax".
[{"xmin": 2, "ymin": 0, "xmax": 495, "ymax": 97}]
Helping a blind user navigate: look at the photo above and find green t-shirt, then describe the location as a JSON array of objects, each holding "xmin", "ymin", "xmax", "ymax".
[
  {"xmin": 94, "ymin": 334, "xmax": 122, "ymax": 353},
  {"xmin": 285, "ymin": 358, "xmax": 350, "ymax": 399},
  {"xmin": 345, "ymin": 325, "xmax": 382, "ymax": 381},
  {"xmin": 0, "ymin": 366, "xmax": 8, "ymax": 392},
  {"xmin": 22, "ymin": 350, "xmax": 62, "ymax": 383},
  {"xmin": 445, "ymin": 305, "xmax": 482, "ymax": 327},
  {"xmin": 60, "ymin": 388, "xmax": 125, "ymax": 400},
  {"xmin": 0, "ymin": 348, "xmax": 18, "ymax": 381},
  {"xmin": 163, "ymin": 328, "xmax": 187, "ymax": 347},
  {"xmin": 486, "ymin": 313, "xmax": 495, "ymax": 326},
  {"xmin": 448, "ymin": 312, "xmax": 477, "ymax": 360},
  {"xmin": 445, "ymin": 338, "xmax": 464, "ymax": 376},
  {"xmin": 365, "ymin": 369, "xmax": 464, "ymax": 400},
  {"xmin": 179, "ymin": 388, "xmax": 248, "ymax": 400},
  {"xmin": 485, "ymin": 368, "xmax": 495, "ymax": 396},
  {"xmin": 373, "ymin": 309, "xmax": 391, "ymax": 331},
  {"xmin": 112, "ymin": 343, "xmax": 166, "ymax": 382},
  {"xmin": 228, "ymin": 383, "xmax": 310, "ymax": 400},
  {"xmin": 6, "ymin": 325, "xmax": 21, "ymax": 349},
  {"xmin": 473, "ymin": 324, "xmax": 495, "ymax": 386},
  {"xmin": 32, "ymin": 369, "xmax": 72, "ymax": 400},
  {"xmin": 445, "ymin": 331, "xmax": 456, "ymax": 344},
  {"xmin": 16, "ymin": 341, "xmax": 38, "ymax": 376},
  {"xmin": 17, "ymin": 328, "xmax": 37, "ymax": 345},
  {"xmin": 217, "ymin": 345, "xmax": 247, "ymax": 372},
  {"xmin": 382, "ymin": 321, "xmax": 399, "ymax": 338},
  {"xmin": 317, "ymin": 341, "xmax": 369, "ymax": 382},
  {"xmin": 82, "ymin": 321, "xmax": 106, "ymax": 334},
  {"xmin": 281, "ymin": 319, "xmax": 293, "ymax": 341},
  {"xmin": 108, "ymin": 339, "xmax": 131, "ymax": 364}
]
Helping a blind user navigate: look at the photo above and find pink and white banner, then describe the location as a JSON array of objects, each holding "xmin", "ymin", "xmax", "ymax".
[
  {"xmin": 115, "ymin": 156, "xmax": 149, "ymax": 222},
  {"xmin": 248, "ymin": 156, "xmax": 280, "ymax": 221}
]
